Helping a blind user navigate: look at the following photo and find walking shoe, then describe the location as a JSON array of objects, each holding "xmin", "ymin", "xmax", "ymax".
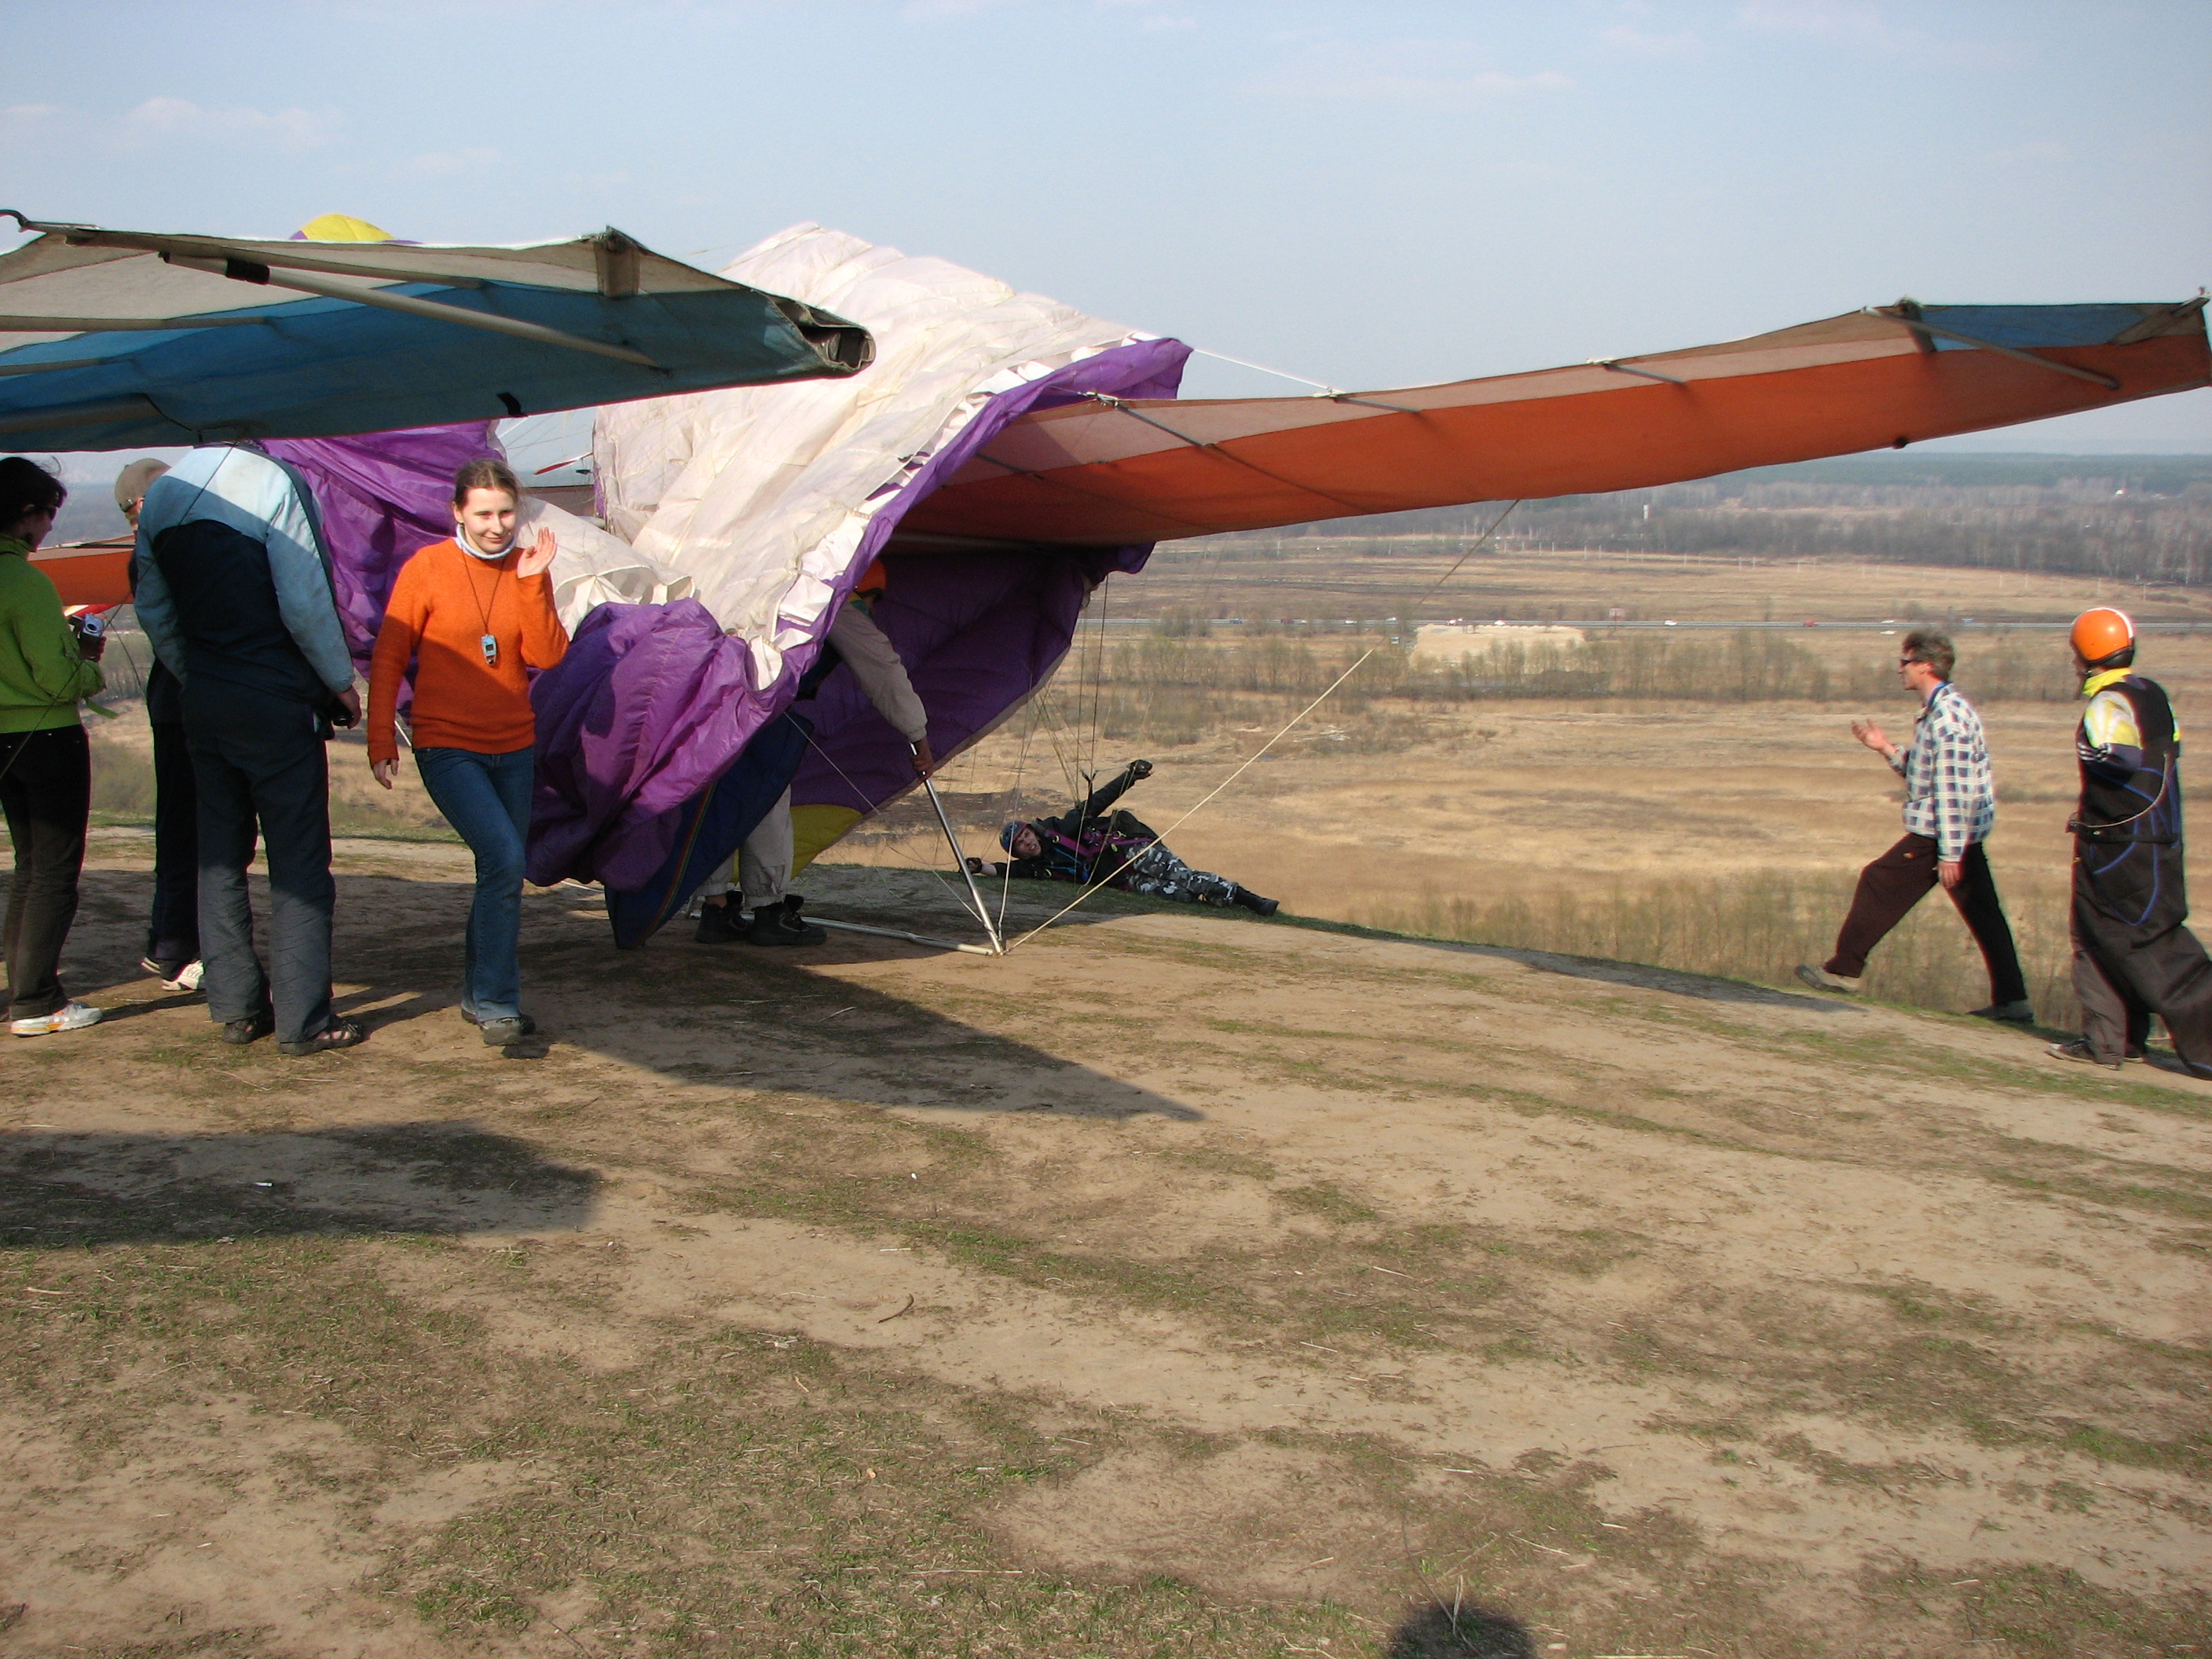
[
  {"xmin": 1968, "ymin": 1000, "xmax": 2036, "ymax": 1024},
  {"xmin": 141, "ymin": 957, "xmax": 205, "ymax": 993},
  {"xmin": 11, "ymin": 1001, "xmax": 102, "ymax": 1037},
  {"xmin": 2047, "ymin": 1038, "xmax": 2122, "ymax": 1071},
  {"xmin": 222, "ymin": 1009, "xmax": 276, "ymax": 1046},
  {"xmin": 279, "ymin": 1017, "xmax": 367, "ymax": 1057},
  {"xmin": 478, "ymin": 1015, "xmax": 537, "ymax": 1046},
  {"xmin": 1230, "ymin": 885, "xmax": 1281, "ymax": 917},
  {"xmin": 1796, "ymin": 964, "xmax": 1863, "ymax": 994},
  {"xmin": 694, "ymin": 901, "xmax": 746, "ymax": 944},
  {"xmin": 745, "ymin": 895, "xmax": 826, "ymax": 947}
]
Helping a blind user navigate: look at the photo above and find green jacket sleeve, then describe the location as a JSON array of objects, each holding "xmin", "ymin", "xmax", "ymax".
[{"xmin": 1, "ymin": 557, "xmax": 104, "ymax": 710}]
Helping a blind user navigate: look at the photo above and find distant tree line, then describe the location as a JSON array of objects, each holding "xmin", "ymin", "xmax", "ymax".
[{"xmin": 1194, "ymin": 456, "xmax": 2212, "ymax": 586}]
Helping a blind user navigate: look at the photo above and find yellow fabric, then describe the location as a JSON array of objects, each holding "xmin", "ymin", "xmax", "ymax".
[
  {"xmin": 789, "ymin": 804, "xmax": 864, "ymax": 877},
  {"xmin": 2082, "ymin": 667, "xmax": 2133, "ymax": 698},
  {"xmin": 295, "ymin": 214, "xmax": 394, "ymax": 243}
]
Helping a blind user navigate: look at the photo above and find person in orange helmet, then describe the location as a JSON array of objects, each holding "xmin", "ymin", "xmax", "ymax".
[{"xmin": 2049, "ymin": 607, "xmax": 2212, "ymax": 1072}]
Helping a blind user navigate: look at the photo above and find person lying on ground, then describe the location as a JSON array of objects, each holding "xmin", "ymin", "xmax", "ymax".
[
  {"xmin": 134, "ymin": 442, "xmax": 366, "ymax": 1057},
  {"xmin": 696, "ymin": 557, "xmax": 936, "ymax": 948},
  {"xmin": 368, "ymin": 459, "xmax": 569, "ymax": 1048},
  {"xmin": 0, "ymin": 456, "xmax": 106, "ymax": 1038},
  {"xmin": 117, "ymin": 456, "xmax": 203, "ymax": 996},
  {"xmin": 968, "ymin": 759, "xmax": 1280, "ymax": 916},
  {"xmin": 2046, "ymin": 607, "xmax": 2212, "ymax": 1074},
  {"xmin": 1795, "ymin": 629, "xmax": 2031, "ymax": 1021}
]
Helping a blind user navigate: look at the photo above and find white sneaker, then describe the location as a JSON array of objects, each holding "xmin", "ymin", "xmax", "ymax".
[
  {"xmin": 11, "ymin": 1001, "xmax": 103, "ymax": 1037},
  {"xmin": 140, "ymin": 956, "xmax": 205, "ymax": 993}
]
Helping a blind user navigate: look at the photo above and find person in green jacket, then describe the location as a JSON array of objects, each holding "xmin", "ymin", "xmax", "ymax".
[{"xmin": 0, "ymin": 456, "xmax": 106, "ymax": 1035}]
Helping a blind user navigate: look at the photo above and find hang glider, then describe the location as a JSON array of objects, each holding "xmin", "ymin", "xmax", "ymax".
[
  {"xmin": 887, "ymin": 299, "xmax": 2209, "ymax": 551},
  {"xmin": 0, "ymin": 213, "xmax": 873, "ymax": 452}
]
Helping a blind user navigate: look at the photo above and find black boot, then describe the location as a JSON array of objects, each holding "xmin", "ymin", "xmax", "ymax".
[
  {"xmin": 1230, "ymin": 885, "xmax": 1279, "ymax": 917},
  {"xmin": 695, "ymin": 899, "xmax": 745, "ymax": 943},
  {"xmin": 745, "ymin": 895, "xmax": 827, "ymax": 947}
]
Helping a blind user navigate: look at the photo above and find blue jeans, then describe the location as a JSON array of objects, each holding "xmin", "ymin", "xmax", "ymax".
[{"xmin": 415, "ymin": 745, "xmax": 533, "ymax": 1024}]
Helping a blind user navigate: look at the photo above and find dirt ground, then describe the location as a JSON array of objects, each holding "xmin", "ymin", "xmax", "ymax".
[{"xmin": 5, "ymin": 835, "xmax": 2210, "ymax": 1657}]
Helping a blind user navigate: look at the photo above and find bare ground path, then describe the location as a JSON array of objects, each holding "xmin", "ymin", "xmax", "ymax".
[{"xmin": 4, "ymin": 833, "xmax": 2208, "ymax": 1657}]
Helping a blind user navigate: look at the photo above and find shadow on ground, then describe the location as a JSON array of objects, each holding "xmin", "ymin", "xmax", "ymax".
[
  {"xmin": 1386, "ymin": 1600, "xmax": 1536, "ymax": 1658},
  {"xmin": 0, "ymin": 1122, "xmax": 599, "ymax": 1248},
  {"xmin": 57, "ymin": 867, "xmax": 1203, "ymax": 1121}
]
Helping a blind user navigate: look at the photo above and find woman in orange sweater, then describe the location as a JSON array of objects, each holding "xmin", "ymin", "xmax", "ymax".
[{"xmin": 369, "ymin": 460, "xmax": 568, "ymax": 1046}]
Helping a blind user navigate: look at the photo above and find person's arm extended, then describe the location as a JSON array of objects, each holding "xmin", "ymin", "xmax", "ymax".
[
  {"xmin": 262, "ymin": 467, "xmax": 356, "ymax": 696},
  {"xmin": 1080, "ymin": 758, "xmax": 1152, "ymax": 818},
  {"xmin": 367, "ymin": 556, "xmax": 426, "ymax": 771},
  {"xmin": 828, "ymin": 603, "xmax": 928, "ymax": 742}
]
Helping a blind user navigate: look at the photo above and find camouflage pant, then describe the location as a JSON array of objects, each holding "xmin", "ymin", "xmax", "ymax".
[{"xmin": 1115, "ymin": 842, "xmax": 1238, "ymax": 907}]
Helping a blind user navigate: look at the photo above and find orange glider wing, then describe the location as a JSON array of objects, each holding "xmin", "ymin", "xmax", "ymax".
[{"xmin": 890, "ymin": 302, "xmax": 2210, "ymax": 550}]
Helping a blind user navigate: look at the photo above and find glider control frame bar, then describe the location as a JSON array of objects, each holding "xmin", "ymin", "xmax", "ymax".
[
  {"xmin": 812, "ymin": 917, "xmax": 998, "ymax": 956},
  {"xmin": 160, "ymin": 254, "xmax": 665, "ymax": 369}
]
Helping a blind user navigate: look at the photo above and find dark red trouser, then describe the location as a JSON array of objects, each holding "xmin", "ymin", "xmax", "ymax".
[{"xmin": 1825, "ymin": 834, "xmax": 2028, "ymax": 1005}]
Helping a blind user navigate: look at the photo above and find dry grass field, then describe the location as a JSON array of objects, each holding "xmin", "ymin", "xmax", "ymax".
[{"xmin": 9, "ymin": 544, "xmax": 2210, "ymax": 1657}]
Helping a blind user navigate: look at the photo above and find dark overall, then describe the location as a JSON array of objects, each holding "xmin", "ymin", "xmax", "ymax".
[{"xmin": 2071, "ymin": 675, "xmax": 2212, "ymax": 1068}]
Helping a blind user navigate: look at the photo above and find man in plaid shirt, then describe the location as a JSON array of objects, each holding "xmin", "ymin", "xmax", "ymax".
[{"xmin": 1798, "ymin": 630, "xmax": 2031, "ymax": 1020}]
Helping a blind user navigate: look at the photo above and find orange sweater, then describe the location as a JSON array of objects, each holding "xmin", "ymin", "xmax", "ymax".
[{"xmin": 368, "ymin": 538, "xmax": 568, "ymax": 764}]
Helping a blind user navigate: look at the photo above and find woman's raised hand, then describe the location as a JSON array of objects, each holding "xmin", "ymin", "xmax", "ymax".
[{"xmin": 516, "ymin": 526, "xmax": 558, "ymax": 579}]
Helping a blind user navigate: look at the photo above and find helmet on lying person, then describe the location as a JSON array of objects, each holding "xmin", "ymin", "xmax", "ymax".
[{"xmin": 2071, "ymin": 607, "xmax": 2136, "ymax": 671}]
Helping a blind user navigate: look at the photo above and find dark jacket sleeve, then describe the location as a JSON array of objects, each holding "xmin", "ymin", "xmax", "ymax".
[{"xmin": 1078, "ymin": 764, "xmax": 1143, "ymax": 819}]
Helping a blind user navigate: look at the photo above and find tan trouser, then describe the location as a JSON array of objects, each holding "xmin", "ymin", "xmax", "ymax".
[{"xmin": 704, "ymin": 787, "xmax": 792, "ymax": 913}]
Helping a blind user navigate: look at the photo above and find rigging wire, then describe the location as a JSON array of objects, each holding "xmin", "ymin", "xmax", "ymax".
[{"xmin": 1001, "ymin": 498, "xmax": 1525, "ymax": 953}]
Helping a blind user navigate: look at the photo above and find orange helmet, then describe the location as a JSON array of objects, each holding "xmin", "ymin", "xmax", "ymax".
[
  {"xmin": 854, "ymin": 557, "xmax": 889, "ymax": 597},
  {"xmin": 2070, "ymin": 607, "xmax": 2135, "ymax": 668}
]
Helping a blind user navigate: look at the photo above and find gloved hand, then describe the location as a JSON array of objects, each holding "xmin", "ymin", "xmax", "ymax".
[{"xmin": 1127, "ymin": 758, "xmax": 1153, "ymax": 781}]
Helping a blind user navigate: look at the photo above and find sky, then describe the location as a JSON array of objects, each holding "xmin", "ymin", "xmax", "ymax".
[{"xmin": 6, "ymin": 0, "xmax": 2210, "ymax": 474}]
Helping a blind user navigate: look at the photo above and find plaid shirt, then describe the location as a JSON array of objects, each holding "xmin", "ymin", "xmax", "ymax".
[{"xmin": 1889, "ymin": 679, "xmax": 1995, "ymax": 859}]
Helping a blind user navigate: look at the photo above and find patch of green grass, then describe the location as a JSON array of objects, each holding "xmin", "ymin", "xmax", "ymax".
[{"xmin": 1865, "ymin": 1561, "xmax": 2212, "ymax": 1657}]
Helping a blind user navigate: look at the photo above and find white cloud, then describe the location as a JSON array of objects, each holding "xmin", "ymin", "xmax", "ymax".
[
  {"xmin": 901, "ymin": 0, "xmax": 1020, "ymax": 17},
  {"xmin": 1599, "ymin": 23, "xmax": 1702, "ymax": 57},
  {"xmin": 1732, "ymin": 1, "xmax": 2007, "ymax": 64},
  {"xmin": 1256, "ymin": 42, "xmax": 1573, "ymax": 104},
  {"xmin": 408, "ymin": 146, "xmax": 504, "ymax": 177},
  {"xmin": 119, "ymin": 96, "xmax": 340, "ymax": 150}
]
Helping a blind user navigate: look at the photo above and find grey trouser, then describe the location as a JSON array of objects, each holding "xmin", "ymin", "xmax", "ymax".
[
  {"xmin": 183, "ymin": 680, "xmax": 336, "ymax": 1046},
  {"xmin": 706, "ymin": 786, "xmax": 793, "ymax": 914},
  {"xmin": 1116, "ymin": 842, "xmax": 1237, "ymax": 906}
]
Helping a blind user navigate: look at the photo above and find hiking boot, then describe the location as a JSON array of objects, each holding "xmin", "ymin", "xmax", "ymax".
[
  {"xmin": 279, "ymin": 1017, "xmax": 366, "ymax": 1057},
  {"xmin": 695, "ymin": 901, "xmax": 746, "ymax": 944},
  {"xmin": 11, "ymin": 1001, "xmax": 102, "ymax": 1037},
  {"xmin": 745, "ymin": 895, "xmax": 826, "ymax": 947},
  {"xmin": 478, "ymin": 1015, "xmax": 537, "ymax": 1047},
  {"xmin": 1230, "ymin": 884, "xmax": 1280, "ymax": 917},
  {"xmin": 1969, "ymin": 999, "xmax": 2036, "ymax": 1024},
  {"xmin": 1796, "ymin": 964, "xmax": 1862, "ymax": 994},
  {"xmin": 223, "ymin": 1009, "xmax": 276, "ymax": 1046},
  {"xmin": 2047, "ymin": 1038, "xmax": 2122, "ymax": 1071}
]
